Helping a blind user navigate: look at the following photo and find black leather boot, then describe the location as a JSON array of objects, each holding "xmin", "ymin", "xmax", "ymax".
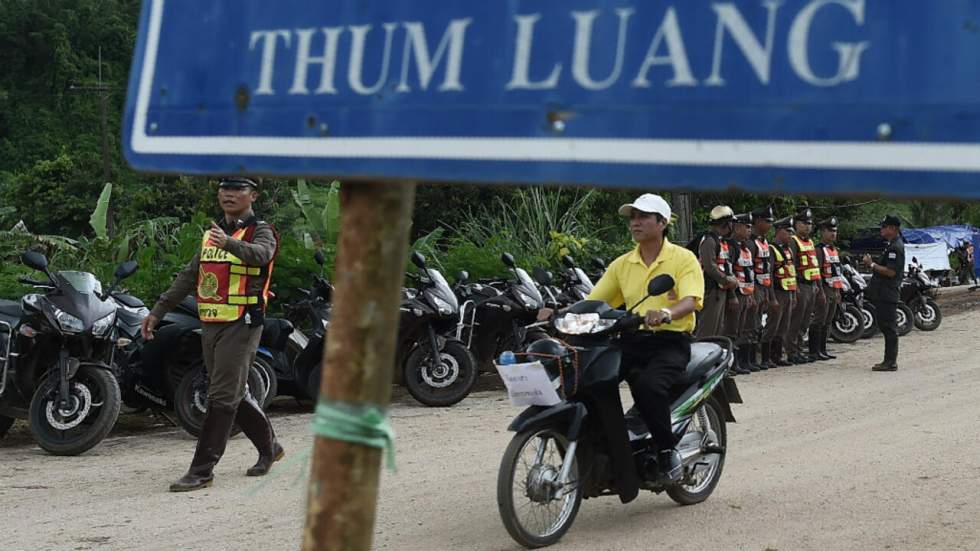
[
  {"xmin": 819, "ymin": 330, "xmax": 837, "ymax": 360},
  {"xmin": 738, "ymin": 347, "xmax": 759, "ymax": 372},
  {"xmin": 170, "ymin": 402, "xmax": 237, "ymax": 492},
  {"xmin": 760, "ymin": 340, "xmax": 776, "ymax": 369},
  {"xmin": 235, "ymin": 394, "xmax": 285, "ymax": 477},
  {"xmin": 809, "ymin": 327, "xmax": 830, "ymax": 361},
  {"xmin": 749, "ymin": 343, "xmax": 768, "ymax": 370},
  {"xmin": 773, "ymin": 340, "xmax": 792, "ymax": 367}
]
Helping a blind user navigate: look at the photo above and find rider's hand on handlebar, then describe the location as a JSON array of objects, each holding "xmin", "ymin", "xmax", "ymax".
[
  {"xmin": 140, "ymin": 314, "xmax": 159, "ymax": 341},
  {"xmin": 536, "ymin": 307, "xmax": 554, "ymax": 322},
  {"xmin": 644, "ymin": 309, "xmax": 669, "ymax": 327}
]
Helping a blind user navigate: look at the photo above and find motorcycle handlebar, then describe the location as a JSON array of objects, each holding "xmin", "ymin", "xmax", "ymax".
[{"xmin": 18, "ymin": 277, "xmax": 49, "ymax": 286}]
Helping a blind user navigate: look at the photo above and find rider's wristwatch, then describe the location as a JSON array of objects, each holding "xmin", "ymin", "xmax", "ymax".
[{"xmin": 659, "ymin": 308, "xmax": 672, "ymax": 324}]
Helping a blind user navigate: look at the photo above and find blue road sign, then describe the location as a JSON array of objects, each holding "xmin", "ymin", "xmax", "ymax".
[{"xmin": 124, "ymin": 0, "xmax": 980, "ymax": 196}]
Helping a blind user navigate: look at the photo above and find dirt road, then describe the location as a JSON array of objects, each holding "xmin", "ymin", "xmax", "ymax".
[{"xmin": 2, "ymin": 302, "xmax": 980, "ymax": 551}]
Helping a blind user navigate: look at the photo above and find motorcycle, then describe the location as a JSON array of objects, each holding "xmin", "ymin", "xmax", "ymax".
[
  {"xmin": 894, "ymin": 301, "xmax": 914, "ymax": 337},
  {"xmin": 829, "ymin": 262, "xmax": 867, "ymax": 344},
  {"xmin": 0, "ymin": 251, "xmax": 133, "ymax": 455},
  {"xmin": 902, "ymin": 257, "xmax": 942, "ymax": 331},
  {"xmin": 281, "ymin": 250, "xmax": 334, "ymax": 401},
  {"xmin": 397, "ymin": 252, "xmax": 477, "ymax": 407},
  {"xmin": 839, "ymin": 258, "xmax": 879, "ymax": 339},
  {"xmin": 496, "ymin": 275, "xmax": 741, "ymax": 548},
  {"xmin": 455, "ymin": 253, "xmax": 550, "ymax": 373},
  {"xmin": 112, "ymin": 292, "xmax": 268, "ymax": 438}
]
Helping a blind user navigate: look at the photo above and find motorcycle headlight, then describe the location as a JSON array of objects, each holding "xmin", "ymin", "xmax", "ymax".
[
  {"xmin": 554, "ymin": 313, "xmax": 616, "ymax": 335},
  {"xmin": 431, "ymin": 295, "xmax": 454, "ymax": 316},
  {"xmin": 54, "ymin": 309, "xmax": 85, "ymax": 334},
  {"xmin": 92, "ymin": 312, "xmax": 116, "ymax": 337}
]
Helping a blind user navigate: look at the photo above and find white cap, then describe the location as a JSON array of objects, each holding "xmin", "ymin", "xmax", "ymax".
[{"xmin": 618, "ymin": 193, "xmax": 671, "ymax": 220}]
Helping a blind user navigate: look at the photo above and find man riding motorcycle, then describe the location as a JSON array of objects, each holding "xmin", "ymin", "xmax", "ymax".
[{"xmin": 585, "ymin": 193, "xmax": 704, "ymax": 484}]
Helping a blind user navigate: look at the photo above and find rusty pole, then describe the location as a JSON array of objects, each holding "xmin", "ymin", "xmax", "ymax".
[{"xmin": 303, "ymin": 181, "xmax": 416, "ymax": 551}]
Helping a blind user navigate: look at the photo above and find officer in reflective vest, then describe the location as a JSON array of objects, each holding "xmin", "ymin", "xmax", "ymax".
[
  {"xmin": 786, "ymin": 208, "xmax": 822, "ymax": 364},
  {"xmin": 695, "ymin": 206, "xmax": 739, "ymax": 340},
  {"xmin": 747, "ymin": 206, "xmax": 777, "ymax": 370},
  {"xmin": 766, "ymin": 216, "xmax": 798, "ymax": 367},
  {"xmin": 812, "ymin": 217, "xmax": 844, "ymax": 361},
  {"xmin": 723, "ymin": 213, "xmax": 758, "ymax": 374},
  {"xmin": 141, "ymin": 177, "xmax": 284, "ymax": 492}
]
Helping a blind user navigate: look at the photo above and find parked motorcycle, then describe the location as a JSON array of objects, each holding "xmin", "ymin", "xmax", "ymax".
[
  {"xmin": 903, "ymin": 257, "xmax": 942, "ymax": 331},
  {"xmin": 839, "ymin": 258, "xmax": 878, "ymax": 339},
  {"xmin": 398, "ymin": 252, "xmax": 477, "ymax": 407},
  {"xmin": 496, "ymin": 275, "xmax": 740, "ymax": 548},
  {"xmin": 455, "ymin": 253, "xmax": 550, "ymax": 373},
  {"xmin": 894, "ymin": 302, "xmax": 914, "ymax": 337},
  {"xmin": 281, "ymin": 250, "xmax": 334, "ymax": 401},
  {"xmin": 0, "ymin": 252, "xmax": 133, "ymax": 455},
  {"xmin": 829, "ymin": 263, "xmax": 868, "ymax": 344}
]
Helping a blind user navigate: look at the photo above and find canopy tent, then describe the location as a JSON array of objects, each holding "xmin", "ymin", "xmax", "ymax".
[
  {"xmin": 902, "ymin": 224, "xmax": 979, "ymax": 249},
  {"xmin": 906, "ymin": 243, "xmax": 951, "ymax": 272}
]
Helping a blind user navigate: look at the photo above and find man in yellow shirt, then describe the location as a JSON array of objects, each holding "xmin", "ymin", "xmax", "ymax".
[{"xmin": 587, "ymin": 193, "xmax": 704, "ymax": 483}]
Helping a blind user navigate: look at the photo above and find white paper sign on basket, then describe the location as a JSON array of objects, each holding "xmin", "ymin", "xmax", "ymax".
[{"xmin": 494, "ymin": 361, "xmax": 562, "ymax": 407}]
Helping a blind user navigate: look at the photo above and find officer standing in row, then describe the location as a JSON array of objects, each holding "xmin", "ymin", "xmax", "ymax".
[
  {"xmin": 766, "ymin": 216, "xmax": 798, "ymax": 366},
  {"xmin": 725, "ymin": 213, "xmax": 759, "ymax": 373},
  {"xmin": 695, "ymin": 206, "xmax": 738, "ymax": 339},
  {"xmin": 811, "ymin": 217, "xmax": 844, "ymax": 361},
  {"xmin": 785, "ymin": 209, "xmax": 822, "ymax": 364},
  {"xmin": 141, "ymin": 177, "xmax": 285, "ymax": 491},
  {"xmin": 747, "ymin": 206, "xmax": 777, "ymax": 369},
  {"xmin": 864, "ymin": 215, "xmax": 905, "ymax": 372}
]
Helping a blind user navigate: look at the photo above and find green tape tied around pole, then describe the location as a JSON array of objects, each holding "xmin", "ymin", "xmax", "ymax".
[{"xmin": 311, "ymin": 399, "xmax": 396, "ymax": 471}]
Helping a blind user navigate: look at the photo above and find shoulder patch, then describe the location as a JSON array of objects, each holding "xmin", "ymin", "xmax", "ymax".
[{"xmin": 887, "ymin": 252, "xmax": 897, "ymax": 259}]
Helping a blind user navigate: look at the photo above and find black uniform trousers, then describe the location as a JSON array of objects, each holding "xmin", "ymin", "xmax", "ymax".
[
  {"xmin": 872, "ymin": 300, "xmax": 899, "ymax": 363},
  {"xmin": 619, "ymin": 331, "xmax": 692, "ymax": 453}
]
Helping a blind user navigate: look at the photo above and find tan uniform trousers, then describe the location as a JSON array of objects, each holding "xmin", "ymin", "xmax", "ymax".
[
  {"xmin": 785, "ymin": 282, "xmax": 816, "ymax": 355},
  {"xmin": 764, "ymin": 288, "xmax": 796, "ymax": 343},
  {"xmin": 723, "ymin": 292, "xmax": 752, "ymax": 346},
  {"xmin": 696, "ymin": 286, "xmax": 728, "ymax": 338},
  {"xmin": 813, "ymin": 286, "xmax": 842, "ymax": 329},
  {"xmin": 201, "ymin": 317, "xmax": 264, "ymax": 409}
]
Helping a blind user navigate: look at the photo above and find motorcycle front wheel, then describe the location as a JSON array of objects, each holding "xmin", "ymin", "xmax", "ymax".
[
  {"xmin": 403, "ymin": 340, "xmax": 477, "ymax": 407},
  {"xmin": 861, "ymin": 304, "xmax": 879, "ymax": 339},
  {"xmin": 497, "ymin": 426, "xmax": 582, "ymax": 549},
  {"xmin": 913, "ymin": 298, "xmax": 942, "ymax": 331},
  {"xmin": 895, "ymin": 303, "xmax": 914, "ymax": 336},
  {"xmin": 253, "ymin": 355, "xmax": 278, "ymax": 409},
  {"xmin": 830, "ymin": 304, "xmax": 864, "ymax": 344},
  {"xmin": 173, "ymin": 364, "xmax": 265, "ymax": 438},
  {"xmin": 28, "ymin": 365, "xmax": 121, "ymax": 456}
]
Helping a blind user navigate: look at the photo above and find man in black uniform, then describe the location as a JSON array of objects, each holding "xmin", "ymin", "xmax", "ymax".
[{"xmin": 864, "ymin": 215, "xmax": 905, "ymax": 372}]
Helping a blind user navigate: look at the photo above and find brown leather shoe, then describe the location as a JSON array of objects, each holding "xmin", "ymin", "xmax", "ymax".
[
  {"xmin": 170, "ymin": 402, "xmax": 237, "ymax": 492},
  {"xmin": 872, "ymin": 362, "xmax": 897, "ymax": 372}
]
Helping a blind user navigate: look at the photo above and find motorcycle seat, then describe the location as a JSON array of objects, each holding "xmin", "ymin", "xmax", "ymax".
[
  {"xmin": 0, "ymin": 299, "xmax": 22, "ymax": 320},
  {"xmin": 677, "ymin": 342, "xmax": 724, "ymax": 385},
  {"xmin": 113, "ymin": 293, "xmax": 145, "ymax": 309}
]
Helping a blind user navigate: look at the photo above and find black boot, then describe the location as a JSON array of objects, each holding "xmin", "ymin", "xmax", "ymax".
[
  {"xmin": 738, "ymin": 346, "xmax": 759, "ymax": 372},
  {"xmin": 773, "ymin": 340, "xmax": 791, "ymax": 367},
  {"xmin": 235, "ymin": 394, "xmax": 285, "ymax": 477},
  {"xmin": 170, "ymin": 402, "xmax": 236, "ymax": 492},
  {"xmin": 656, "ymin": 449, "xmax": 683, "ymax": 485},
  {"xmin": 749, "ymin": 343, "xmax": 768, "ymax": 370},
  {"xmin": 819, "ymin": 329, "xmax": 837, "ymax": 360},
  {"xmin": 809, "ymin": 327, "xmax": 829, "ymax": 361},
  {"xmin": 760, "ymin": 340, "xmax": 776, "ymax": 369}
]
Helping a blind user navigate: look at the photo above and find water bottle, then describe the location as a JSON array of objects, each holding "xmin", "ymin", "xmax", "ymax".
[{"xmin": 498, "ymin": 350, "xmax": 517, "ymax": 365}]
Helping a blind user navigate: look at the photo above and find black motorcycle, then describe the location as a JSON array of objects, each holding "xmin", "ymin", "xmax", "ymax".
[
  {"xmin": 839, "ymin": 259, "xmax": 879, "ymax": 339},
  {"xmin": 496, "ymin": 275, "xmax": 740, "ymax": 548},
  {"xmin": 281, "ymin": 250, "xmax": 334, "ymax": 402},
  {"xmin": 397, "ymin": 252, "xmax": 477, "ymax": 407},
  {"xmin": 455, "ymin": 253, "xmax": 550, "ymax": 373},
  {"xmin": 829, "ymin": 261, "xmax": 868, "ymax": 344},
  {"xmin": 0, "ymin": 251, "xmax": 133, "ymax": 455},
  {"xmin": 902, "ymin": 257, "xmax": 942, "ymax": 331}
]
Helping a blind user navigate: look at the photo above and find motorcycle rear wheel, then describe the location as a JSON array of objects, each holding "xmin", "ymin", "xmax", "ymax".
[
  {"xmin": 913, "ymin": 298, "xmax": 942, "ymax": 331},
  {"xmin": 403, "ymin": 341, "xmax": 477, "ymax": 407},
  {"xmin": 173, "ymin": 364, "xmax": 265, "ymax": 438},
  {"xmin": 28, "ymin": 366, "xmax": 121, "ymax": 456},
  {"xmin": 253, "ymin": 356, "xmax": 278, "ymax": 409},
  {"xmin": 497, "ymin": 426, "xmax": 582, "ymax": 549},
  {"xmin": 667, "ymin": 397, "xmax": 727, "ymax": 505},
  {"xmin": 861, "ymin": 304, "xmax": 879, "ymax": 339},
  {"xmin": 830, "ymin": 304, "xmax": 864, "ymax": 344},
  {"xmin": 895, "ymin": 303, "xmax": 914, "ymax": 336}
]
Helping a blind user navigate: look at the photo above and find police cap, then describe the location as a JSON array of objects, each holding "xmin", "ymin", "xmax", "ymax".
[
  {"xmin": 880, "ymin": 214, "xmax": 902, "ymax": 228},
  {"xmin": 751, "ymin": 205, "xmax": 775, "ymax": 222},
  {"xmin": 818, "ymin": 216, "xmax": 839, "ymax": 230},
  {"xmin": 218, "ymin": 177, "xmax": 259, "ymax": 190},
  {"xmin": 795, "ymin": 207, "xmax": 813, "ymax": 222},
  {"xmin": 709, "ymin": 205, "xmax": 735, "ymax": 225},
  {"xmin": 733, "ymin": 212, "xmax": 753, "ymax": 225},
  {"xmin": 773, "ymin": 216, "xmax": 794, "ymax": 230}
]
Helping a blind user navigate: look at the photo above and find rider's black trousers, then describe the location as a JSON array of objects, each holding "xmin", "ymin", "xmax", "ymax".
[{"xmin": 619, "ymin": 331, "xmax": 692, "ymax": 452}]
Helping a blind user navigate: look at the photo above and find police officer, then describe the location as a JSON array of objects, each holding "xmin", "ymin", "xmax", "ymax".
[
  {"xmin": 723, "ymin": 213, "xmax": 760, "ymax": 373},
  {"xmin": 695, "ymin": 206, "xmax": 739, "ymax": 342},
  {"xmin": 767, "ymin": 216, "xmax": 798, "ymax": 367},
  {"xmin": 785, "ymin": 209, "xmax": 821, "ymax": 364},
  {"xmin": 141, "ymin": 177, "xmax": 284, "ymax": 491},
  {"xmin": 747, "ymin": 206, "xmax": 777, "ymax": 369},
  {"xmin": 863, "ymin": 215, "xmax": 905, "ymax": 372},
  {"xmin": 811, "ymin": 217, "xmax": 844, "ymax": 361}
]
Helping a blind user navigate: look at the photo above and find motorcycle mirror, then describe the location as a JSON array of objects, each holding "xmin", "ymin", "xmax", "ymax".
[
  {"xmin": 561, "ymin": 255, "xmax": 575, "ymax": 269},
  {"xmin": 314, "ymin": 249, "xmax": 326, "ymax": 266},
  {"xmin": 501, "ymin": 252, "xmax": 516, "ymax": 268},
  {"xmin": 647, "ymin": 274, "xmax": 675, "ymax": 297},
  {"xmin": 21, "ymin": 250, "xmax": 49, "ymax": 272},
  {"xmin": 592, "ymin": 257, "xmax": 606, "ymax": 269},
  {"xmin": 912, "ymin": 256, "xmax": 918, "ymax": 264},
  {"xmin": 410, "ymin": 251, "xmax": 426, "ymax": 269},
  {"xmin": 456, "ymin": 270, "xmax": 469, "ymax": 284},
  {"xmin": 532, "ymin": 266, "xmax": 552, "ymax": 285},
  {"xmin": 114, "ymin": 260, "xmax": 139, "ymax": 280}
]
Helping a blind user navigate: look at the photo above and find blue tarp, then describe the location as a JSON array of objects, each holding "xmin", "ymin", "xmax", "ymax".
[{"xmin": 901, "ymin": 224, "xmax": 980, "ymax": 279}]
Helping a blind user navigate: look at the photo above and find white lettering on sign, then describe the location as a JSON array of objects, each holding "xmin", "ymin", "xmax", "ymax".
[{"xmin": 248, "ymin": 2, "xmax": 871, "ymax": 95}]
